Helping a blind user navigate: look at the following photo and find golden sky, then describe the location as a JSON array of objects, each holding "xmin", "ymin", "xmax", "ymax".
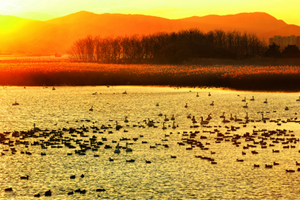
[{"xmin": 0, "ymin": 0, "xmax": 300, "ymax": 25}]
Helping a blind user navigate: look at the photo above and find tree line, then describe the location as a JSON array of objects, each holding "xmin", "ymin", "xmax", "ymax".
[{"xmin": 68, "ymin": 29, "xmax": 300, "ymax": 64}]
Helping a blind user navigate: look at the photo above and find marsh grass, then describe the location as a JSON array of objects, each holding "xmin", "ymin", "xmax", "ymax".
[{"xmin": 1, "ymin": 57, "xmax": 300, "ymax": 91}]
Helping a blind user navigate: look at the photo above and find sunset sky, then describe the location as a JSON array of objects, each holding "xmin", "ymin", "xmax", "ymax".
[{"xmin": 0, "ymin": 0, "xmax": 300, "ymax": 25}]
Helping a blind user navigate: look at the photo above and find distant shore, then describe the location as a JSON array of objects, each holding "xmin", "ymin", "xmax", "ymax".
[
  {"xmin": 1, "ymin": 57, "xmax": 300, "ymax": 92},
  {"xmin": 184, "ymin": 57, "xmax": 300, "ymax": 66}
]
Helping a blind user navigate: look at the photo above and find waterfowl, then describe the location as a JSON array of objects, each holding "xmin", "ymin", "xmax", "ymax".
[
  {"xmin": 34, "ymin": 193, "xmax": 41, "ymax": 197},
  {"xmin": 122, "ymin": 91, "xmax": 127, "ymax": 94},
  {"xmin": 243, "ymin": 103, "xmax": 248, "ymax": 108},
  {"xmin": 126, "ymin": 142, "xmax": 132, "ymax": 152},
  {"xmin": 164, "ymin": 115, "xmax": 169, "ymax": 121},
  {"xmin": 264, "ymin": 99, "xmax": 268, "ymax": 103},
  {"xmin": 89, "ymin": 106, "xmax": 93, "ymax": 111},
  {"xmin": 196, "ymin": 92, "xmax": 199, "ymax": 97},
  {"xmin": 222, "ymin": 117, "xmax": 230, "ymax": 123},
  {"xmin": 265, "ymin": 164, "xmax": 273, "ymax": 168},
  {"xmin": 172, "ymin": 121, "xmax": 177, "ymax": 129},
  {"xmin": 273, "ymin": 162, "xmax": 279, "ymax": 165},
  {"xmin": 286, "ymin": 169, "xmax": 295, "ymax": 173},
  {"xmin": 124, "ymin": 116, "xmax": 129, "ymax": 123},
  {"xmin": 114, "ymin": 143, "xmax": 121, "ymax": 153},
  {"xmin": 220, "ymin": 112, "xmax": 225, "ymax": 118},
  {"xmin": 206, "ymin": 114, "xmax": 212, "ymax": 121},
  {"xmin": 20, "ymin": 175, "xmax": 29, "ymax": 180},
  {"xmin": 234, "ymin": 115, "xmax": 242, "ymax": 122},
  {"xmin": 200, "ymin": 117, "xmax": 209, "ymax": 125},
  {"xmin": 162, "ymin": 122, "xmax": 167, "ymax": 130},
  {"xmin": 245, "ymin": 112, "xmax": 249, "ymax": 120},
  {"xmin": 297, "ymin": 96, "xmax": 300, "ymax": 101},
  {"xmin": 242, "ymin": 97, "xmax": 246, "ymax": 102},
  {"xmin": 210, "ymin": 101, "xmax": 214, "ymax": 106},
  {"xmin": 171, "ymin": 115, "xmax": 175, "ymax": 120},
  {"xmin": 115, "ymin": 121, "xmax": 122, "ymax": 130},
  {"xmin": 250, "ymin": 96, "xmax": 255, "ymax": 101},
  {"xmin": 185, "ymin": 103, "xmax": 188, "ymax": 108},
  {"xmin": 208, "ymin": 92, "xmax": 211, "ymax": 96},
  {"xmin": 261, "ymin": 114, "xmax": 270, "ymax": 121},
  {"xmin": 45, "ymin": 190, "xmax": 52, "ymax": 196},
  {"xmin": 12, "ymin": 101, "xmax": 19, "ymax": 106},
  {"xmin": 285, "ymin": 106, "xmax": 289, "ymax": 111}
]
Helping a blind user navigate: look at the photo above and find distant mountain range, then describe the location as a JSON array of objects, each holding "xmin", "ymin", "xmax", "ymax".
[{"xmin": 1, "ymin": 11, "xmax": 300, "ymax": 55}]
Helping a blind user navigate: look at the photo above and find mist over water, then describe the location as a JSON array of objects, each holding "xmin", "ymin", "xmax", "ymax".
[{"xmin": 1, "ymin": 86, "xmax": 300, "ymax": 199}]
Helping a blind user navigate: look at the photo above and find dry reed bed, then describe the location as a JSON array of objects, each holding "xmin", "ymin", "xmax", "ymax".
[{"xmin": 1, "ymin": 59, "xmax": 300, "ymax": 91}]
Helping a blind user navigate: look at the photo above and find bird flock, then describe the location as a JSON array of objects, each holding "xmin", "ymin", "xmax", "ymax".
[{"xmin": 1, "ymin": 89, "xmax": 300, "ymax": 198}]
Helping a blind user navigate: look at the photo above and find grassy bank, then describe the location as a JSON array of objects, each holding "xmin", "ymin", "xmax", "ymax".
[
  {"xmin": 184, "ymin": 57, "xmax": 300, "ymax": 66},
  {"xmin": 1, "ymin": 57, "xmax": 300, "ymax": 91}
]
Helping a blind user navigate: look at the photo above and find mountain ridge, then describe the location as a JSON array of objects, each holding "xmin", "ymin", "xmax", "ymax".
[{"xmin": 0, "ymin": 11, "xmax": 298, "ymax": 55}]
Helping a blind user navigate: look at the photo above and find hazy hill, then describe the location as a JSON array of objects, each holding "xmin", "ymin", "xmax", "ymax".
[{"xmin": 0, "ymin": 11, "xmax": 298, "ymax": 55}]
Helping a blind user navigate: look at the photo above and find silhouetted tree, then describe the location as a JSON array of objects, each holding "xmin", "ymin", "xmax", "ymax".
[
  {"xmin": 281, "ymin": 45, "xmax": 300, "ymax": 58},
  {"xmin": 265, "ymin": 43, "xmax": 281, "ymax": 58},
  {"xmin": 69, "ymin": 29, "xmax": 267, "ymax": 63}
]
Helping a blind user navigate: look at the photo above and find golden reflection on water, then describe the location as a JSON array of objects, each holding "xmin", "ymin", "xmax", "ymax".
[{"xmin": 0, "ymin": 86, "xmax": 300, "ymax": 199}]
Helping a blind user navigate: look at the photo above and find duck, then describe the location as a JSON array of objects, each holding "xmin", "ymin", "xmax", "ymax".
[
  {"xmin": 250, "ymin": 96, "xmax": 255, "ymax": 101},
  {"xmin": 210, "ymin": 101, "xmax": 214, "ymax": 106},
  {"xmin": 89, "ymin": 106, "xmax": 93, "ymax": 111},
  {"xmin": 208, "ymin": 92, "xmax": 211, "ymax": 96},
  {"xmin": 242, "ymin": 97, "xmax": 246, "ymax": 102},
  {"xmin": 196, "ymin": 92, "xmax": 199, "ymax": 97},
  {"xmin": 185, "ymin": 103, "xmax": 188, "ymax": 108},
  {"xmin": 243, "ymin": 103, "xmax": 248, "ymax": 108},
  {"xmin": 263, "ymin": 99, "xmax": 268, "ymax": 103},
  {"xmin": 122, "ymin": 91, "xmax": 127, "ymax": 94}
]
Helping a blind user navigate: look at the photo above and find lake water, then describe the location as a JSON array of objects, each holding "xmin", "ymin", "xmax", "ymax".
[{"xmin": 1, "ymin": 86, "xmax": 300, "ymax": 199}]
